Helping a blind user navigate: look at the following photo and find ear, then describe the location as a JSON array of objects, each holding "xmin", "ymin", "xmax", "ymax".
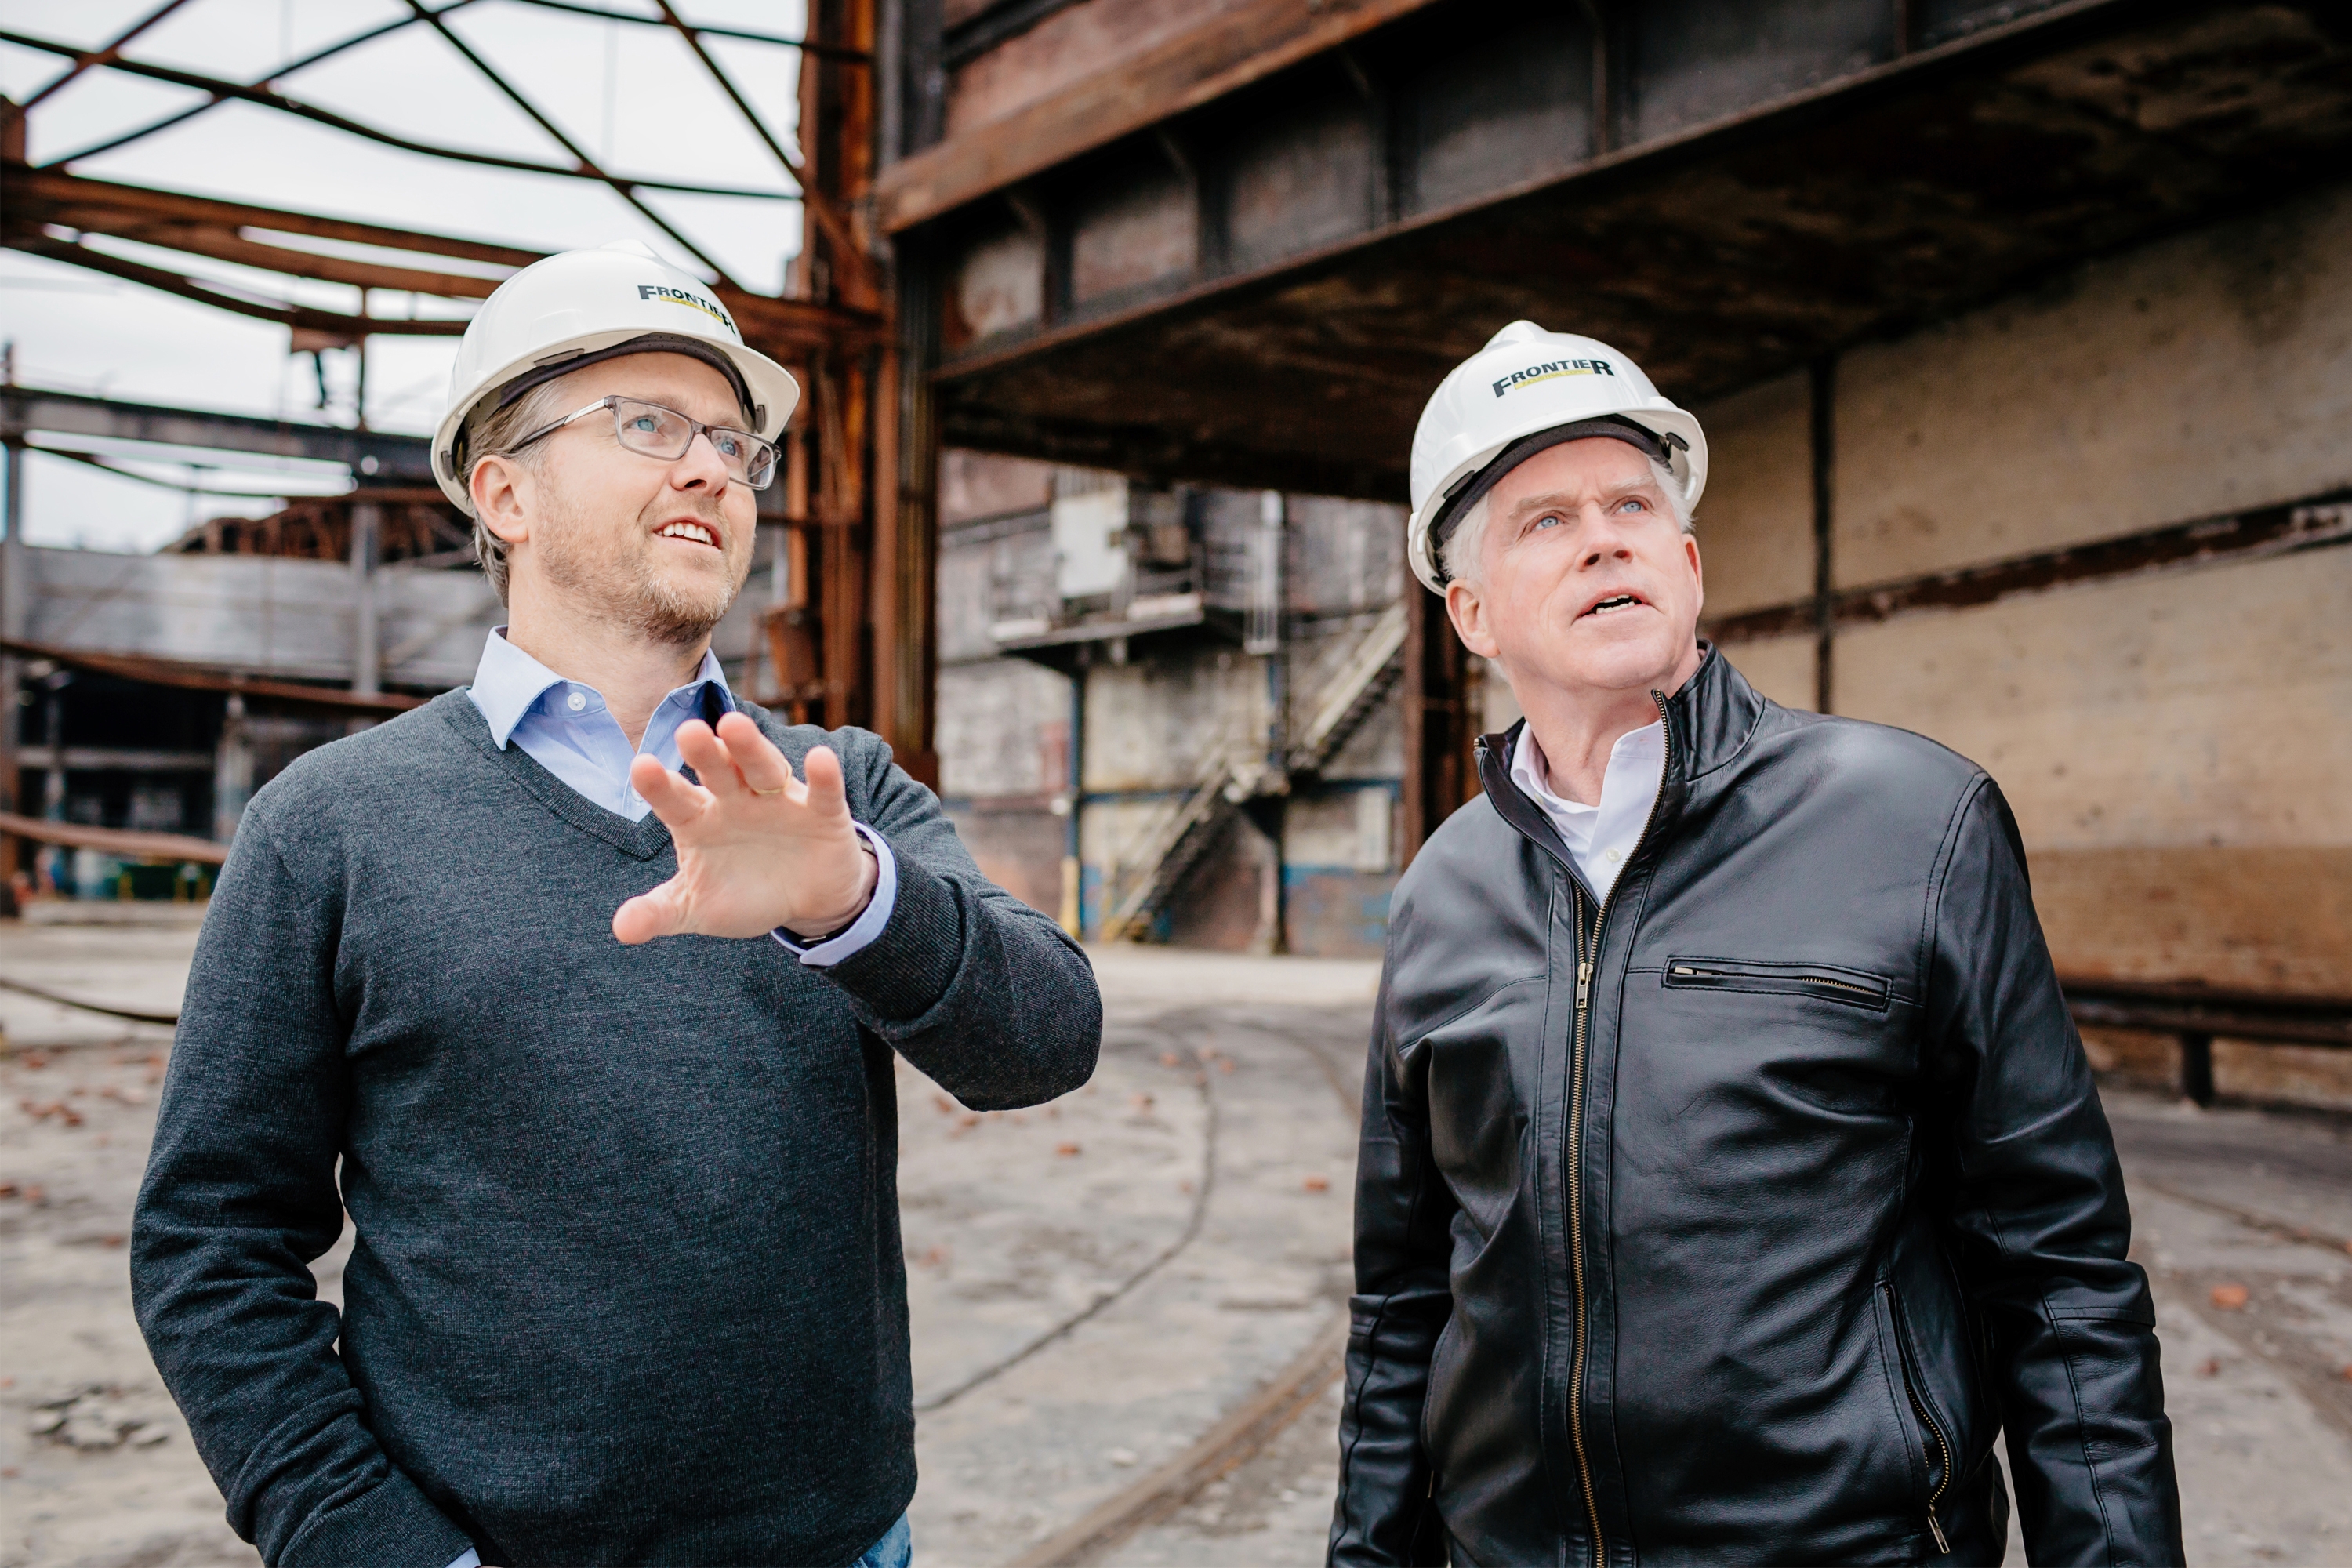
[
  {"xmin": 1682, "ymin": 529, "xmax": 1705, "ymax": 619},
  {"xmin": 1445, "ymin": 579, "xmax": 1501, "ymax": 660},
  {"xmin": 471, "ymin": 454, "xmax": 535, "ymax": 548}
]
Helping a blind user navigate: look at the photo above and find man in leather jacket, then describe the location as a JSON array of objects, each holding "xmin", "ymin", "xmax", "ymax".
[{"xmin": 1330, "ymin": 324, "xmax": 2180, "ymax": 1566}]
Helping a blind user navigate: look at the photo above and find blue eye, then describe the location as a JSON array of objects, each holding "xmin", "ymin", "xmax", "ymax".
[
  {"xmin": 713, "ymin": 432, "xmax": 746, "ymax": 459},
  {"xmin": 624, "ymin": 414, "xmax": 663, "ymax": 434}
]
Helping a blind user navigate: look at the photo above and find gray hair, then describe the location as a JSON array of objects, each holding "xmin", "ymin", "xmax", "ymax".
[
  {"xmin": 459, "ymin": 377, "xmax": 577, "ymax": 603},
  {"xmin": 1443, "ymin": 455, "xmax": 1694, "ymax": 588}
]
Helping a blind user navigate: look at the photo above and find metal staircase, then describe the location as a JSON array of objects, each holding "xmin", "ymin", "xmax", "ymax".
[{"xmin": 1098, "ymin": 602, "xmax": 1408, "ymax": 941}]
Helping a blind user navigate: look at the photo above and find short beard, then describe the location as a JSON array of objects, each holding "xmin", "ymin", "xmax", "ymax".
[{"xmin": 535, "ymin": 484, "xmax": 740, "ymax": 648}]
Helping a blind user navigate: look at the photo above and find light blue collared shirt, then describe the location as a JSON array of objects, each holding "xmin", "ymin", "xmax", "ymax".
[{"xmin": 464, "ymin": 628, "xmax": 895, "ymax": 966}]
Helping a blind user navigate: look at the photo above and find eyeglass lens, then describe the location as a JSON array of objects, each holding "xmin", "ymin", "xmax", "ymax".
[{"xmin": 611, "ymin": 398, "xmax": 777, "ymax": 489}]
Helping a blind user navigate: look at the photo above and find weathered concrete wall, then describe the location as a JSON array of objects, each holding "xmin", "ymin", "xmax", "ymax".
[
  {"xmin": 1835, "ymin": 180, "xmax": 2352, "ymax": 587},
  {"xmin": 1083, "ymin": 649, "xmax": 1268, "ymax": 794},
  {"xmin": 1719, "ymin": 633, "xmax": 1815, "ymax": 713},
  {"xmin": 1689, "ymin": 369, "xmax": 1812, "ymax": 619},
  {"xmin": 937, "ymin": 659, "xmax": 1071, "ymax": 800},
  {"xmin": 1695, "ymin": 180, "xmax": 2352, "ymax": 1086}
]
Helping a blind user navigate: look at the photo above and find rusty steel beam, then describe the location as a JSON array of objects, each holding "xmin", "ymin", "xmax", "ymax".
[
  {"xmin": 8, "ymin": 169, "xmax": 542, "ymax": 270},
  {"xmin": 5, "ymin": 233, "xmax": 470, "ymax": 339},
  {"xmin": 5, "ymin": 172, "xmax": 883, "ymax": 354},
  {"xmin": 874, "ymin": 0, "xmax": 1444, "ymax": 234},
  {"xmin": 505, "ymin": 0, "xmax": 872, "ymax": 62},
  {"xmin": 0, "ymin": 27, "xmax": 791, "ymax": 202},
  {"xmin": 0, "ymin": 810, "xmax": 227, "ymax": 866},
  {"xmin": 397, "ymin": 0, "xmax": 738, "ymax": 286},
  {"xmin": 16, "ymin": 0, "xmax": 198, "ymax": 110},
  {"xmin": 26, "ymin": 7, "xmax": 483, "ymax": 169},
  {"xmin": 0, "ymin": 638, "xmax": 426, "ymax": 715},
  {"xmin": 650, "ymin": 0, "xmax": 881, "ymax": 313},
  {"xmin": 1703, "ymin": 492, "xmax": 2352, "ymax": 646}
]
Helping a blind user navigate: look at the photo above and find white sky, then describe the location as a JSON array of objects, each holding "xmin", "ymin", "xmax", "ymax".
[{"xmin": 0, "ymin": 0, "xmax": 808, "ymax": 550}]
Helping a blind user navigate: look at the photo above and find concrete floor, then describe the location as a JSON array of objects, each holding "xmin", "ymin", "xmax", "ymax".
[{"xmin": 0, "ymin": 922, "xmax": 2347, "ymax": 1566}]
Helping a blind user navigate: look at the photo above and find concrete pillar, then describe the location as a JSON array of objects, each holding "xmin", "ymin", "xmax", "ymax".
[
  {"xmin": 213, "ymin": 693, "xmax": 253, "ymax": 844},
  {"xmin": 0, "ymin": 431, "xmax": 23, "ymax": 905}
]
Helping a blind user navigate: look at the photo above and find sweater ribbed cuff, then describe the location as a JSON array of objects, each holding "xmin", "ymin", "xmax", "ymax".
[
  {"xmin": 818, "ymin": 843, "xmax": 964, "ymax": 1023},
  {"xmin": 278, "ymin": 1472, "xmax": 473, "ymax": 1568}
]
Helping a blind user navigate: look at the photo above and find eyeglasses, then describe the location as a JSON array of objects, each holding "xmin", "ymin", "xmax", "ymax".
[{"xmin": 508, "ymin": 395, "xmax": 778, "ymax": 490}]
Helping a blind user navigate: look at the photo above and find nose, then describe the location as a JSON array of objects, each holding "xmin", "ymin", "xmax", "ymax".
[
  {"xmin": 670, "ymin": 429, "xmax": 733, "ymax": 492},
  {"xmin": 1577, "ymin": 503, "xmax": 1639, "ymax": 567}
]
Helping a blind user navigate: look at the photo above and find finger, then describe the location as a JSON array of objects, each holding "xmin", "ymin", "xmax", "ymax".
[
  {"xmin": 612, "ymin": 876, "xmax": 691, "ymax": 946},
  {"xmin": 630, "ymin": 752, "xmax": 709, "ymax": 823},
  {"xmin": 673, "ymin": 719, "xmax": 747, "ymax": 799},
  {"xmin": 714, "ymin": 711, "xmax": 799, "ymax": 799},
  {"xmin": 800, "ymin": 744, "xmax": 851, "ymax": 821}
]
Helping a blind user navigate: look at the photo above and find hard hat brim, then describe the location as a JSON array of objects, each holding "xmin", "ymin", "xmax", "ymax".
[{"xmin": 432, "ymin": 328, "xmax": 800, "ymax": 517}]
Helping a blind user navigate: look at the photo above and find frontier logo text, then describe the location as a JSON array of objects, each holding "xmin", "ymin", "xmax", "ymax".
[
  {"xmin": 1493, "ymin": 359, "xmax": 1616, "ymax": 397},
  {"xmin": 637, "ymin": 284, "xmax": 736, "ymax": 332}
]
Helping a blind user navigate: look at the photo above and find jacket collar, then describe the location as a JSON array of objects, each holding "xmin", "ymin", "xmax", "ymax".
[{"xmin": 1474, "ymin": 643, "xmax": 1763, "ymax": 894}]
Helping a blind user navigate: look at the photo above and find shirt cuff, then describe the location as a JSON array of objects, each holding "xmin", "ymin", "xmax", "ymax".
[
  {"xmin": 446, "ymin": 1552, "xmax": 482, "ymax": 1568},
  {"xmin": 771, "ymin": 824, "xmax": 897, "ymax": 966}
]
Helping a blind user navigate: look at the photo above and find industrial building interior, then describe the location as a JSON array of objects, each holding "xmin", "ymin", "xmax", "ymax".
[{"xmin": 2, "ymin": 0, "xmax": 2351, "ymax": 1560}]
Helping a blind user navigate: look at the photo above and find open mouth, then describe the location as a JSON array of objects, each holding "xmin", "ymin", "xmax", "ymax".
[
  {"xmin": 1580, "ymin": 590, "xmax": 1648, "ymax": 619},
  {"xmin": 655, "ymin": 518, "xmax": 721, "ymax": 550}
]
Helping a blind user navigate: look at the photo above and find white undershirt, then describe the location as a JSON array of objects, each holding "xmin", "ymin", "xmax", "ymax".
[{"xmin": 1508, "ymin": 719, "xmax": 1665, "ymax": 904}]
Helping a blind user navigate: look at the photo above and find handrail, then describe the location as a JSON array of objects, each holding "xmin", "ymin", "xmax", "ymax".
[{"xmin": 2057, "ymin": 975, "xmax": 2352, "ymax": 1106}]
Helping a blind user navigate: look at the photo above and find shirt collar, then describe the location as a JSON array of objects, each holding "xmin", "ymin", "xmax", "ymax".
[
  {"xmin": 467, "ymin": 627, "xmax": 731, "ymax": 750},
  {"xmin": 1510, "ymin": 719, "xmax": 1664, "ymax": 815}
]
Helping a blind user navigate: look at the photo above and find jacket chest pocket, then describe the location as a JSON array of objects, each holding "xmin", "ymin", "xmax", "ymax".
[{"xmin": 1661, "ymin": 956, "xmax": 1891, "ymax": 1013}]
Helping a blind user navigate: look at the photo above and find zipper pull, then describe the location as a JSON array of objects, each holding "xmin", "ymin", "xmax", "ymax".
[
  {"xmin": 1927, "ymin": 1508, "xmax": 1950, "ymax": 1555},
  {"xmin": 1576, "ymin": 961, "xmax": 1593, "ymax": 1010}
]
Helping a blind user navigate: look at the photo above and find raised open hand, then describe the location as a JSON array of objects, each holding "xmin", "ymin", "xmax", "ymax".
[{"xmin": 612, "ymin": 711, "xmax": 878, "ymax": 945}]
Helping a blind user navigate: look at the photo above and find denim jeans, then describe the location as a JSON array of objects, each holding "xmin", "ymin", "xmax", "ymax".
[{"xmin": 852, "ymin": 1512, "xmax": 912, "ymax": 1568}]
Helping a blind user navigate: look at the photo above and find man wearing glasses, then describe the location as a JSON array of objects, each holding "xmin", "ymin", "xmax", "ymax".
[{"xmin": 131, "ymin": 242, "xmax": 1102, "ymax": 1568}]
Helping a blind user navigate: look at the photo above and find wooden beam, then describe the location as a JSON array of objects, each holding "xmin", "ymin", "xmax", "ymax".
[{"xmin": 872, "ymin": 0, "xmax": 1446, "ymax": 234}]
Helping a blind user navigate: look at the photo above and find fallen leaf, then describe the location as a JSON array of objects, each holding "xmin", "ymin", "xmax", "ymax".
[
  {"xmin": 1055, "ymin": 1142, "xmax": 1081, "ymax": 1157},
  {"xmin": 0, "ymin": 1183, "xmax": 16, "ymax": 1199},
  {"xmin": 1302, "ymin": 1174, "xmax": 1331, "ymax": 1192},
  {"xmin": 933, "ymin": 1094, "xmax": 955, "ymax": 1115},
  {"xmin": 2196, "ymin": 1357, "xmax": 2221, "ymax": 1377},
  {"xmin": 2210, "ymin": 1283, "xmax": 2251, "ymax": 1311},
  {"xmin": 1217, "ymin": 1058, "xmax": 1235, "ymax": 1074},
  {"xmin": 1160, "ymin": 1052, "xmax": 1181, "ymax": 1068}
]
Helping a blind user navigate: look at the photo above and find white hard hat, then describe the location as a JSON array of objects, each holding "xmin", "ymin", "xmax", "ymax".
[
  {"xmin": 432, "ymin": 240, "xmax": 802, "ymax": 516},
  {"xmin": 1405, "ymin": 321, "xmax": 1708, "ymax": 593}
]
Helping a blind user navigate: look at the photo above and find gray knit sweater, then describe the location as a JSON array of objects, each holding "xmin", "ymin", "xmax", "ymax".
[{"xmin": 131, "ymin": 691, "xmax": 1101, "ymax": 1568}]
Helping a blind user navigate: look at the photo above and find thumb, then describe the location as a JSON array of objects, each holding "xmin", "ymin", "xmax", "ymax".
[{"xmin": 612, "ymin": 876, "xmax": 692, "ymax": 946}]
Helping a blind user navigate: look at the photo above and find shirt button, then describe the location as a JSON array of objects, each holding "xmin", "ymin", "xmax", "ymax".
[
  {"xmin": 565, "ymin": 691, "xmax": 587, "ymax": 712},
  {"xmin": 1605, "ymin": 848, "xmax": 1624, "ymax": 863}
]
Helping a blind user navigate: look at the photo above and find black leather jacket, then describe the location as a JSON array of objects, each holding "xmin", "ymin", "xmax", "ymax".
[{"xmin": 1331, "ymin": 649, "xmax": 2180, "ymax": 1567}]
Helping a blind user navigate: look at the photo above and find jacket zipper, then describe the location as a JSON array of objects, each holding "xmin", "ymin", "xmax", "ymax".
[
  {"xmin": 1665, "ymin": 963, "xmax": 1884, "ymax": 999},
  {"xmin": 1566, "ymin": 690, "xmax": 1674, "ymax": 1566},
  {"xmin": 1907, "ymin": 1381, "xmax": 1954, "ymax": 1553},
  {"xmin": 1882, "ymin": 1282, "xmax": 1955, "ymax": 1554}
]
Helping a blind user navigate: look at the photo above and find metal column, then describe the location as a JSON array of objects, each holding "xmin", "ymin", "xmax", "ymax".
[{"xmin": 350, "ymin": 500, "xmax": 382, "ymax": 701}]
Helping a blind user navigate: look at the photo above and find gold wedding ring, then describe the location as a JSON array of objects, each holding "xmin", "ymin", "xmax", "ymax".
[{"xmin": 749, "ymin": 784, "xmax": 788, "ymax": 797}]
